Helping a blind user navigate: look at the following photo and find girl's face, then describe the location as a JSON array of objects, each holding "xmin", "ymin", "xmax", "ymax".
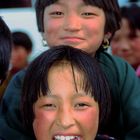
[
  {"xmin": 111, "ymin": 18, "xmax": 140, "ymax": 68},
  {"xmin": 33, "ymin": 65, "xmax": 99, "ymax": 140},
  {"xmin": 43, "ymin": 0, "xmax": 106, "ymax": 55},
  {"xmin": 11, "ymin": 46, "xmax": 30, "ymax": 69}
]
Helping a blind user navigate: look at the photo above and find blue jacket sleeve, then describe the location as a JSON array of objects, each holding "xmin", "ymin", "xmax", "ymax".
[{"xmin": 0, "ymin": 69, "xmax": 34, "ymax": 140}]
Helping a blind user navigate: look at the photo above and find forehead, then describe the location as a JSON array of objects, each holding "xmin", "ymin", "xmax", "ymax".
[
  {"xmin": 47, "ymin": 63, "xmax": 93, "ymax": 98},
  {"xmin": 42, "ymin": 0, "xmax": 105, "ymax": 8},
  {"xmin": 48, "ymin": 62, "xmax": 85, "ymax": 87},
  {"xmin": 120, "ymin": 19, "xmax": 131, "ymax": 35},
  {"xmin": 48, "ymin": 61, "xmax": 82, "ymax": 79}
]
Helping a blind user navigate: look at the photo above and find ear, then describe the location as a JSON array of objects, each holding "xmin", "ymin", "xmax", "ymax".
[{"xmin": 104, "ymin": 32, "xmax": 112, "ymax": 40}]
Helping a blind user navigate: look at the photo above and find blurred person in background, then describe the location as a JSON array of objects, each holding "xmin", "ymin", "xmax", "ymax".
[
  {"xmin": 0, "ymin": 17, "xmax": 12, "ymax": 100},
  {"xmin": 11, "ymin": 31, "xmax": 32, "ymax": 71},
  {"xmin": 111, "ymin": 4, "xmax": 140, "ymax": 77},
  {"xmin": 0, "ymin": 31, "xmax": 32, "ymax": 100}
]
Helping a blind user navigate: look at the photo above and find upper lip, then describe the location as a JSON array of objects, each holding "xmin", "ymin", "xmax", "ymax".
[{"xmin": 53, "ymin": 132, "xmax": 81, "ymax": 137}]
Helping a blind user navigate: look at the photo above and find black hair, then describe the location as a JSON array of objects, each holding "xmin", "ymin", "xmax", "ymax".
[
  {"xmin": 35, "ymin": 0, "xmax": 121, "ymax": 37},
  {"xmin": 0, "ymin": 0, "xmax": 31, "ymax": 8},
  {"xmin": 121, "ymin": 4, "xmax": 140, "ymax": 38},
  {"xmin": 12, "ymin": 31, "xmax": 33, "ymax": 52},
  {"xmin": 21, "ymin": 45, "xmax": 111, "ymax": 134},
  {"xmin": 0, "ymin": 17, "xmax": 12, "ymax": 84}
]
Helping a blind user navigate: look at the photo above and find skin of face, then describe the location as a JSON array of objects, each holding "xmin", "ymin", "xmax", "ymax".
[
  {"xmin": 33, "ymin": 64, "xmax": 99, "ymax": 140},
  {"xmin": 43, "ymin": 0, "xmax": 106, "ymax": 55},
  {"xmin": 11, "ymin": 45, "xmax": 30, "ymax": 69},
  {"xmin": 111, "ymin": 18, "xmax": 140, "ymax": 68}
]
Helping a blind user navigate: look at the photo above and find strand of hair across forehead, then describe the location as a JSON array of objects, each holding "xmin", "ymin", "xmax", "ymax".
[
  {"xmin": 67, "ymin": 47, "xmax": 78, "ymax": 93},
  {"xmin": 71, "ymin": 62, "xmax": 78, "ymax": 93}
]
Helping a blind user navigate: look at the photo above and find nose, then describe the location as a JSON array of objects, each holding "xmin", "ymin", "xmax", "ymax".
[
  {"xmin": 63, "ymin": 14, "xmax": 81, "ymax": 32},
  {"xmin": 56, "ymin": 107, "xmax": 75, "ymax": 129},
  {"xmin": 119, "ymin": 40, "xmax": 130, "ymax": 52}
]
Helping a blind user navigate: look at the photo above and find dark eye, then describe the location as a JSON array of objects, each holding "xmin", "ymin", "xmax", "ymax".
[
  {"xmin": 43, "ymin": 104, "xmax": 56, "ymax": 110},
  {"xmin": 81, "ymin": 12, "xmax": 96, "ymax": 18},
  {"xmin": 75, "ymin": 103, "xmax": 89, "ymax": 110},
  {"xmin": 82, "ymin": 12, "xmax": 94, "ymax": 15},
  {"xmin": 50, "ymin": 11, "xmax": 64, "ymax": 16}
]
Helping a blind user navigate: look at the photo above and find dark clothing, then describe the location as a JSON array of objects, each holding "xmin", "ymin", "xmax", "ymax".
[
  {"xmin": 0, "ymin": 52, "xmax": 140, "ymax": 140},
  {"xmin": 0, "ymin": 68, "xmax": 21, "ymax": 101}
]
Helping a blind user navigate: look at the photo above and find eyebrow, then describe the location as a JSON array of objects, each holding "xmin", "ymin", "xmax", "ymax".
[
  {"xmin": 45, "ymin": 91, "xmax": 90, "ymax": 99},
  {"xmin": 45, "ymin": 92, "xmax": 58, "ymax": 98},
  {"xmin": 50, "ymin": 1, "xmax": 87, "ymax": 8},
  {"xmin": 73, "ymin": 92, "xmax": 92, "ymax": 98}
]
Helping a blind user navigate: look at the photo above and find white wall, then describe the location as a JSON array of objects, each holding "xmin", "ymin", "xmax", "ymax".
[{"xmin": 0, "ymin": 8, "xmax": 48, "ymax": 62}]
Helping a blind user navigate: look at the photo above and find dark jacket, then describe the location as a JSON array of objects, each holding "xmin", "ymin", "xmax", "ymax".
[{"xmin": 0, "ymin": 52, "xmax": 140, "ymax": 140}]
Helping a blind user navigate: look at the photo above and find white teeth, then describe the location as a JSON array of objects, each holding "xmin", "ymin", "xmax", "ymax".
[
  {"xmin": 62, "ymin": 136, "xmax": 65, "ymax": 140},
  {"xmin": 54, "ymin": 135, "xmax": 80, "ymax": 140}
]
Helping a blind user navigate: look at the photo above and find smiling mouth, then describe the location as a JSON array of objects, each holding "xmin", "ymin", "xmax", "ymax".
[
  {"xmin": 61, "ymin": 37, "xmax": 84, "ymax": 43},
  {"xmin": 54, "ymin": 135, "xmax": 81, "ymax": 140}
]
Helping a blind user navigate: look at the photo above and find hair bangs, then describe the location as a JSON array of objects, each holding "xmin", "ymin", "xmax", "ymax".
[{"xmin": 83, "ymin": 0, "xmax": 115, "ymax": 11}]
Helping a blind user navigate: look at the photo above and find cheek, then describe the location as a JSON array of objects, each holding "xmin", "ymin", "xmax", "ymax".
[
  {"xmin": 83, "ymin": 108, "xmax": 99, "ymax": 127},
  {"xmin": 86, "ymin": 20, "xmax": 105, "ymax": 49},
  {"xmin": 44, "ymin": 21, "xmax": 57, "ymax": 35},
  {"xmin": 44, "ymin": 18, "xmax": 61, "ymax": 44},
  {"xmin": 33, "ymin": 110, "xmax": 56, "ymax": 138},
  {"xmin": 111, "ymin": 42, "xmax": 120, "ymax": 54},
  {"xmin": 132, "ymin": 43, "xmax": 140, "ymax": 61},
  {"xmin": 18, "ymin": 53, "xmax": 28, "ymax": 60},
  {"xmin": 133, "ymin": 39, "xmax": 140, "ymax": 51},
  {"xmin": 87, "ymin": 21, "xmax": 104, "ymax": 37},
  {"xmin": 33, "ymin": 111, "xmax": 48, "ymax": 134},
  {"xmin": 76, "ymin": 107, "xmax": 99, "ymax": 134},
  {"xmin": 12, "ymin": 51, "xmax": 28, "ymax": 60}
]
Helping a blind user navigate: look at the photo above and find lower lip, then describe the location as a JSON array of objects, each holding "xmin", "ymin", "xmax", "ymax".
[{"xmin": 62, "ymin": 38, "xmax": 84, "ymax": 43}]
